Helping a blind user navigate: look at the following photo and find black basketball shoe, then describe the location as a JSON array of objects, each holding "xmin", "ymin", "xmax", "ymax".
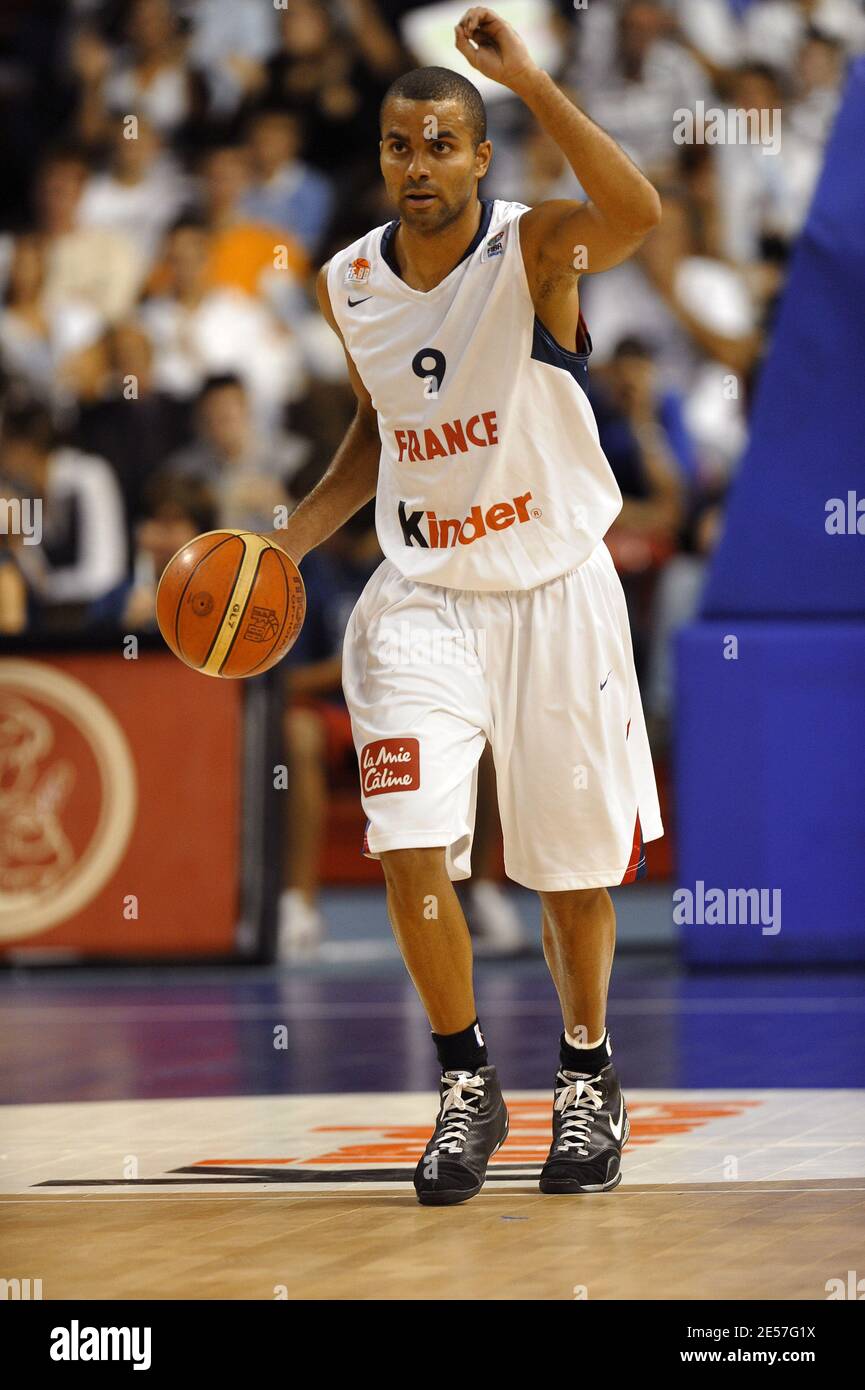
[
  {"xmin": 538, "ymin": 1059, "xmax": 629, "ymax": 1194},
  {"xmin": 414, "ymin": 1065, "xmax": 509, "ymax": 1206}
]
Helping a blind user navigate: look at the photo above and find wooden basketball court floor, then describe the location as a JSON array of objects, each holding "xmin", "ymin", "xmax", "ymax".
[
  {"xmin": 2, "ymin": 910, "xmax": 865, "ymax": 1302},
  {"xmin": 3, "ymin": 1088, "xmax": 865, "ymax": 1300}
]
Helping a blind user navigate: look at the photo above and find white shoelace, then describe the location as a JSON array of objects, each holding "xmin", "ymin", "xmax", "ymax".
[
  {"xmin": 553, "ymin": 1071, "xmax": 604, "ymax": 1154},
  {"xmin": 432, "ymin": 1072, "xmax": 485, "ymax": 1155}
]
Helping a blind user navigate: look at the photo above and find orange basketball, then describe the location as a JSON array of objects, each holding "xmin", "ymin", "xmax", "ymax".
[{"xmin": 156, "ymin": 530, "xmax": 306, "ymax": 678}]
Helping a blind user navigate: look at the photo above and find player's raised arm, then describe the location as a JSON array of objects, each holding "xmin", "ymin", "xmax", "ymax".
[
  {"xmin": 454, "ymin": 7, "xmax": 662, "ymax": 277},
  {"xmin": 268, "ymin": 262, "xmax": 381, "ymax": 564}
]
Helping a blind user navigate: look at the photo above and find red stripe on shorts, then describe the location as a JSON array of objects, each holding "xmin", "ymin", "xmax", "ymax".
[{"xmin": 621, "ymin": 811, "xmax": 644, "ymax": 884}]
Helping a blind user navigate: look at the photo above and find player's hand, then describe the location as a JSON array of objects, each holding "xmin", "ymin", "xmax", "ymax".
[
  {"xmin": 454, "ymin": 8, "xmax": 539, "ymax": 91},
  {"xmin": 266, "ymin": 525, "xmax": 306, "ymax": 567}
]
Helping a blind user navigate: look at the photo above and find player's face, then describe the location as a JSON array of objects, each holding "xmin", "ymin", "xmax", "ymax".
[{"xmin": 379, "ymin": 98, "xmax": 490, "ymax": 231}]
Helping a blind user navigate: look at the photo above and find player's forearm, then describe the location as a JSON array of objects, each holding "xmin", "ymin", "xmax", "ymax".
[
  {"xmin": 510, "ymin": 69, "xmax": 661, "ymax": 231},
  {"xmin": 271, "ymin": 412, "xmax": 380, "ymax": 563}
]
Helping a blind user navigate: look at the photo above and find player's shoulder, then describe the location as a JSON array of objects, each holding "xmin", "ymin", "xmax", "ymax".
[
  {"xmin": 484, "ymin": 198, "xmax": 532, "ymax": 251},
  {"xmin": 491, "ymin": 197, "xmax": 532, "ymax": 221},
  {"xmin": 470, "ymin": 199, "xmax": 531, "ymax": 272},
  {"xmin": 324, "ymin": 219, "xmax": 392, "ymax": 276}
]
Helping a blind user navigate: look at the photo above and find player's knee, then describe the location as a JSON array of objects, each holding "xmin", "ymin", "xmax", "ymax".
[
  {"xmin": 379, "ymin": 846, "xmax": 447, "ymax": 893},
  {"xmin": 542, "ymin": 886, "xmax": 609, "ymax": 931}
]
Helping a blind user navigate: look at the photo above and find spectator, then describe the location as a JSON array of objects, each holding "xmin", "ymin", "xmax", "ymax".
[
  {"xmin": 73, "ymin": 320, "xmax": 192, "ymax": 539},
  {"xmin": 0, "ymin": 401, "xmax": 127, "ymax": 631},
  {"xmin": 738, "ymin": 0, "xmax": 865, "ymax": 71},
  {"xmin": 262, "ymin": 0, "xmax": 397, "ymax": 182},
  {"xmin": 779, "ymin": 27, "xmax": 847, "ymax": 235},
  {"xmin": 0, "ymin": 539, "xmax": 28, "ymax": 634},
  {"xmin": 582, "ymin": 190, "xmax": 759, "ymax": 480},
  {"xmin": 519, "ymin": 123, "xmax": 576, "ymax": 207},
  {"xmin": 790, "ymin": 26, "xmax": 847, "ymax": 146},
  {"xmin": 645, "ymin": 493, "xmax": 727, "ymax": 734},
  {"xmin": 140, "ymin": 216, "xmax": 306, "ymax": 428},
  {"xmin": 122, "ymin": 473, "xmax": 218, "ymax": 631},
  {"xmin": 78, "ymin": 113, "xmax": 191, "ymax": 264},
  {"xmin": 593, "ymin": 337, "xmax": 687, "ymax": 543},
  {"xmin": 242, "ymin": 107, "xmax": 335, "ymax": 259},
  {"xmin": 197, "ymin": 142, "xmax": 308, "ymax": 319},
  {"xmin": 671, "ymin": 0, "xmax": 865, "ymax": 85},
  {"xmin": 164, "ymin": 372, "xmax": 304, "ymax": 532},
  {"xmin": 185, "ymin": 0, "xmax": 278, "ymax": 116},
  {"xmin": 0, "ymin": 234, "xmax": 103, "ymax": 415},
  {"xmin": 711, "ymin": 62, "xmax": 801, "ymax": 264},
  {"xmin": 31, "ymin": 148, "xmax": 142, "ymax": 324},
  {"xmin": 568, "ymin": 0, "xmax": 710, "ymax": 181},
  {"xmin": 73, "ymin": 0, "xmax": 200, "ymax": 146},
  {"xmin": 590, "ymin": 337, "xmax": 687, "ymax": 674}
]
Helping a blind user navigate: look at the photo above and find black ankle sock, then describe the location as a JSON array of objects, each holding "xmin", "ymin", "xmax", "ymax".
[
  {"xmin": 560, "ymin": 1030, "xmax": 610, "ymax": 1076},
  {"xmin": 432, "ymin": 1018, "xmax": 488, "ymax": 1073}
]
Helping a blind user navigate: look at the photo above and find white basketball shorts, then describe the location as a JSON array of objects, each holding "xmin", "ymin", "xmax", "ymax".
[{"xmin": 341, "ymin": 540, "xmax": 663, "ymax": 891}]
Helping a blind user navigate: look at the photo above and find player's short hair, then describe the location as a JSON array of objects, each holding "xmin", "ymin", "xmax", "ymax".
[{"xmin": 380, "ymin": 66, "xmax": 487, "ymax": 149}]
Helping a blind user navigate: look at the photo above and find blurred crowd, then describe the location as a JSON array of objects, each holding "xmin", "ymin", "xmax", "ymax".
[{"xmin": 0, "ymin": 0, "xmax": 860, "ymax": 948}]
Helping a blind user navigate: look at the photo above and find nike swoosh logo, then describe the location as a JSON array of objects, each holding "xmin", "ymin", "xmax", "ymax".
[
  {"xmin": 348, "ymin": 296, "xmax": 372, "ymax": 307},
  {"xmin": 608, "ymin": 1098, "xmax": 625, "ymax": 1142},
  {"xmin": 600, "ymin": 670, "xmax": 612, "ymax": 690}
]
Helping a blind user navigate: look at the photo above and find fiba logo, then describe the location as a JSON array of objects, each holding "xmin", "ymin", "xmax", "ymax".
[
  {"xmin": 243, "ymin": 607, "xmax": 280, "ymax": 643},
  {"xmin": 0, "ymin": 662, "xmax": 137, "ymax": 942}
]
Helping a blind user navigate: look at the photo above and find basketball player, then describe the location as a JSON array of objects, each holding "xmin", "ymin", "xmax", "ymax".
[{"xmin": 272, "ymin": 8, "xmax": 664, "ymax": 1205}]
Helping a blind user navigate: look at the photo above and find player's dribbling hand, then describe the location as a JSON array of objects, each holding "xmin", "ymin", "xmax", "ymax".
[{"xmin": 454, "ymin": 7, "xmax": 539, "ymax": 91}]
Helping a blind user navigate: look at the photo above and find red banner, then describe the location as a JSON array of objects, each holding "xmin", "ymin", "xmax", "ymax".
[{"xmin": 0, "ymin": 652, "xmax": 242, "ymax": 959}]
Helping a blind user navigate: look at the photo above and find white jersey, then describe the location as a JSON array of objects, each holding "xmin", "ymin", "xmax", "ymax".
[{"xmin": 327, "ymin": 198, "xmax": 623, "ymax": 592}]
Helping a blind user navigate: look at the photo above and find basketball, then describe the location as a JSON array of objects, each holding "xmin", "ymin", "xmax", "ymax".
[{"xmin": 156, "ymin": 529, "xmax": 306, "ymax": 678}]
